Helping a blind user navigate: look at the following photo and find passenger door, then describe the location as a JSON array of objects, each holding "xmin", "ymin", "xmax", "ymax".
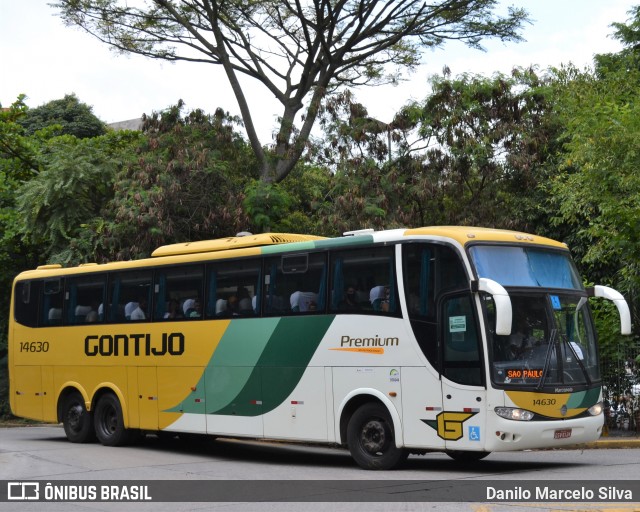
[{"xmin": 439, "ymin": 293, "xmax": 487, "ymax": 451}]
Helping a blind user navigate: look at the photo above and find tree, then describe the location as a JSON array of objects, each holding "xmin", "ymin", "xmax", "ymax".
[
  {"xmin": 104, "ymin": 102, "xmax": 258, "ymax": 259},
  {"xmin": 594, "ymin": 5, "xmax": 640, "ymax": 76},
  {"xmin": 402, "ymin": 67, "xmax": 559, "ymax": 230},
  {"xmin": 0, "ymin": 97, "xmax": 42, "ymax": 355},
  {"xmin": 15, "ymin": 130, "xmax": 141, "ymax": 264},
  {"xmin": 549, "ymin": 35, "xmax": 640, "ymax": 291},
  {"xmin": 316, "ymin": 69, "xmax": 560, "ymax": 231},
  {"xmin": 546, "ymin": 8, "xmax": 640, "ymax": 393},
  {"xmin": 54, "ymin": 0, "xmax": 528, "ymax": 183},
  {"xmin": 18, "ymin": 93, "xmax": 106, "ymax": 139}
]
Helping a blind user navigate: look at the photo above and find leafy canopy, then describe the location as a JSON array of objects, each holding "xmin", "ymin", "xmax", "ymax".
[
  {"xmin": 18, "ymin": 93, "xmax": 106, "ymax": 138},
  {"xmin": 54, "ymin": 0, "xmax": 528, "ymax": 182}
]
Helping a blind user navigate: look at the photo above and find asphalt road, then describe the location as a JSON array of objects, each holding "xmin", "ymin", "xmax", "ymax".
[{"xmin": 1, "ymin": 425, "xmax": 639, "ymax": 511}]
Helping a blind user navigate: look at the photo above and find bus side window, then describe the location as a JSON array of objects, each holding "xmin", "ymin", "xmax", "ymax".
[
  {"xmin": 441, "ymin": 294, "xmax": 483, "ymax": 386},
  {"xmin": 206, "ymin": 259, "xmax": 261, "ymax": 318},
  {"xmin": 403, "ymin": 243, "xmax": 469, "ymax": 371},
  {"xmin": 154, "ymin": 265, "xmax": 203, "ymax": 321},
  {"xmin": 14, "ymin": 280, "xmax": 40, "ymax": 328},
  {"xmin": 42, "ymin": 279, "xmax": 64, "ymax": 326},
  {"xmin": 65, "ymin": 275, "xmax": 107, "ymax": 325},
  {"xmin": 263, "ymin": 253, "xmax": 326, "ymax": 316},
  {"xmin": 330, "ymin": 246, "xmax": 398, "ymax": 315},
  {"xmin": 109, "ymin": 271, "xmax": 152, "ymax": 323}
]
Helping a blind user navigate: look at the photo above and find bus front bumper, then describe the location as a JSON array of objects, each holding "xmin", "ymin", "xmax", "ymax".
[{"xmin": 484, "ymin": 414, "xmax": 604, "ymax": 452}]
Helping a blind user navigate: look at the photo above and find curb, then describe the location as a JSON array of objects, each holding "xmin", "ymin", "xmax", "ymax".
[{"xmin": 579, "ymin": 436, "xmax": 640, "ymax": 449}]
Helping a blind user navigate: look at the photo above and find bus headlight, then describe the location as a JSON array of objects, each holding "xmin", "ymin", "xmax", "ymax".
[
  {"xmin": 495, "ymin": 407, "xmax": 534, "ymax": 421},
  {"xmin": 588, "ymin": 402, "xmax": 603, "ymax": 416}
]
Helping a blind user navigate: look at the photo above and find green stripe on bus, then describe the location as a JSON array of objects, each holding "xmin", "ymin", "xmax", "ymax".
[
  {"xmin": 261, "ymin": 241, "xmax": 318, "ymax": 254},
  {"xmin": 566, "ymin": 387, "xmax": 600, "ymax": 409},
  {"xmin": 209, "ymin": 315, "xmax": 335, "ymax": 417},
  {"xmin": 165, "ymin": 318, "xmax": 278, "ymax": 414}
]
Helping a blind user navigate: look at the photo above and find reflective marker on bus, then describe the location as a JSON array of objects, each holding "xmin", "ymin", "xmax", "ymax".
[{"xmin": 8, "ymin": 227, "xmax": 631, "ymax": 469}]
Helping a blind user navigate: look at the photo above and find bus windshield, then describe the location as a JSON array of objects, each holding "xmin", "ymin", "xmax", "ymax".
[
  {"xmin": 487, "ymin": 294, "xmax": 600, "ymax": 388},
  {"xmin": 469, "ymin": 245, "xmax": 583, "ymax": 290}
]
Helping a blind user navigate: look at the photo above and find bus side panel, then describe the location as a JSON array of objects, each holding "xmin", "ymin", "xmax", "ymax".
[
  {"xmin": 205, "ymin": 366, "xmax": 264, "ymax": 437},
  {"xmin": 400, "ymin": 366, "xmax": 445, "ymax": 450},
  {"xmin": 126, "ymin": 366, "xmax": 139, "ymax": 428},
  {"xmin": 12, "ymin": 365, "xmax": 43, "ymax": 421},
  {"xmin": 262, "ymin": 366, "xmax": 329, "ymax": 442},
  {"xmin": 332, "ymin": 366, "xmax": 403, "ymax": 443},
  {"xmin": 42, "ymin": 365, "xmax": 56, "ymax": 423},
  {"xmin": 157, "ymin": 366, "xmax": 206, "ymax": 433},
  {"xmin": 137, "ymin": 366, "xmax": 158, "ymax": 431}
]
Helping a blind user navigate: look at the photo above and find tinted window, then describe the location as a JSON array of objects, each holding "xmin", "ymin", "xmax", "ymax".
[
  {"xmin": 14, "ymin": 280, "xmax": 40, "ymax": 328},
  {"xmin": 206, "ymin": 259, "xmax": 261, "ymax": 318},
  {"xmin": 42, "ymin": 279, "xmax": 64, "ymax": 326},
  {"xmin": 154, "ymin": 265, "xmax": 204, "ymax": 321},
  {"xmin": 264, "ymin": 253, "xmax": 327, "ymax": 315},
  {"xmin": 330, "ymin": 245, "xmax": 398, "ymax": 315},
  {"xmin": 403, "ymin": 243, "xmax": 468, "ymax": 370},
  {"xmin": 403, "ymin": 243, "xmax": 467, "ymax": 321},
  {"xmin": 109, "ymin": 271, "xmax": 152, "ymax": 322},
  {"xmin": 469, "ymin": 245, "xmax": 582, "ymax": 290},
  {"xmin": 65, "ymin": 275, "xmax": 107, "ymax": 324},
  {"xmin": 442, "ymin": 293, "xmax": 483, "ymax": 386}
]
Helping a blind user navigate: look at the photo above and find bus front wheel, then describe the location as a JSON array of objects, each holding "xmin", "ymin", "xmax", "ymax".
[
  {"xmin": 347, "ymin": 403, "xmax": 408, "ymax": 470},
  {"xmin": 61, "ymin": 391, "xmax": 95, "ymax": 443},
  {"xmin": 94, "ymin": 393, "xmax": 134, "ymax": 446}
]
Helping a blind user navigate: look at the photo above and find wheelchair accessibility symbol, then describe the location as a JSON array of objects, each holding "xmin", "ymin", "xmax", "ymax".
[{"xmin": 468, "ymin": 426, "xmax": 481, "ymax": 441}]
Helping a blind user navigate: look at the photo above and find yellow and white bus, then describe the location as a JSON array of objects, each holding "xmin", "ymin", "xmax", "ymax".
[{"xmin": 9, "ymin": 227, "xmax": 631, "ymax": 469}]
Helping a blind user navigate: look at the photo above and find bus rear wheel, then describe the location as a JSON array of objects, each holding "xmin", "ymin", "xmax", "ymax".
[
  {"xmin": 347, "ymin": 403, "xmax": 408, "ymax": 470},
  {"xmin": 61, "ymin": 391, "xmax": 95, "ymax": 443},
  {"xmin": 94, "ymin": 393, "xmax": 134, "ymax": 446}
]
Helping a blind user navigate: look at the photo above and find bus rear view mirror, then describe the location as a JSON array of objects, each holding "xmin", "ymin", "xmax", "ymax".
[
  {"xmin": 587, "ymin": 285, "xmax": 632, "ymax": 335},
  {"xmin": 472, "ymin": 278, "xmax": 512, "ymax": 336}
]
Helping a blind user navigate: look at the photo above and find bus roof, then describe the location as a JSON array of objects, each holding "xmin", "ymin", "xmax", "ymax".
[
  {"xmin": 151, "ymin": 233, "xmax": 327, "ymax": 257},
  {"xmin": 403, "ymin": 226, "xmax": 567, "ymax": 249},
  {"xmin": 16, "ymin": 226, "xmax": 567, "ymax": 279}
]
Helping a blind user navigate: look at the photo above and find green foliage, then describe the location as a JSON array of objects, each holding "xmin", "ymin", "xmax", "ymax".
[
  {"xmin": 401, "ymin": 68, "xmax": 559, "ymax": 230},
  {"xmin": 595, "ymin": 6, "xmax": 640, "ymax": 75},
  {"xmin": 18, "ymin": 93, "xmax": 106, "ymax": 139},
  {"xmin": 54, "ymin": 0, "xmax": 529, "ymax": 183},
  {"xmin": 105, "ymin": 102, "xmax": 258, "ymax": 259},
  {"xmin": 549, "ymin": 60, "xmax": 640, "ymax": 290},
  {"xmin": 317, "ymin": 69, "xmax": 560, "ymax": 233},
  {"xmin": 590, "ymin": 298, "xmax": 640, "ymax": 396},
  {"xmin": 243, "ymin": 181, "xmax": 293, "ymax": 233},
  {"xmin": 0, "ymin": 95, "xmax": 41, "ymax": 180},
  {"xmin": 0, "ymin": 97, "xmax": 42, "ymax": 355},
  {"xmin": 16, "ymin": 131, "xmax": 141, "ymax": 264},
  {"xmin": 279, "ymin": 164, "xmax": 334, "ymax": 236},
  {"xmin": 243, "ymin": 162, "xmax": 333, "ymax": 235},
  {"xmin": 545, "ymin": 8, "xmax": 640, "ymax": 392}
]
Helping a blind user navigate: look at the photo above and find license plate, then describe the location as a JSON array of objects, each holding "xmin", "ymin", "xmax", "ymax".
[{"xmin": 554, "ymin": 429, "xmax": 572, "ymax": 439}]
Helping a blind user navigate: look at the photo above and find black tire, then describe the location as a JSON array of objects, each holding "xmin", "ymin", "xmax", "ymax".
[
  {"xmin": 61, "ymin": 391, "xmax": 95, "ymax": 443},
  {"xmin": 445, "ymin": 450, "xmax": 491, "ymax": 462},
  {"xmin": 347, "ymin": 402, "xmax": 408, "ymax": 470},
  {"xmin": 94, "ymin": 393, "xmax": 134, "ymax": 446}
]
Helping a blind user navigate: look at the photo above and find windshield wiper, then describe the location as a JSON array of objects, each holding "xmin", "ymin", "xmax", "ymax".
[
  {"xmin": 536, "ymin": 328, "xmax": 557, "ymax": 390},
  {"xmin": 568, "ymin": 298, "xmax": 592, "ymax": 385}
]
